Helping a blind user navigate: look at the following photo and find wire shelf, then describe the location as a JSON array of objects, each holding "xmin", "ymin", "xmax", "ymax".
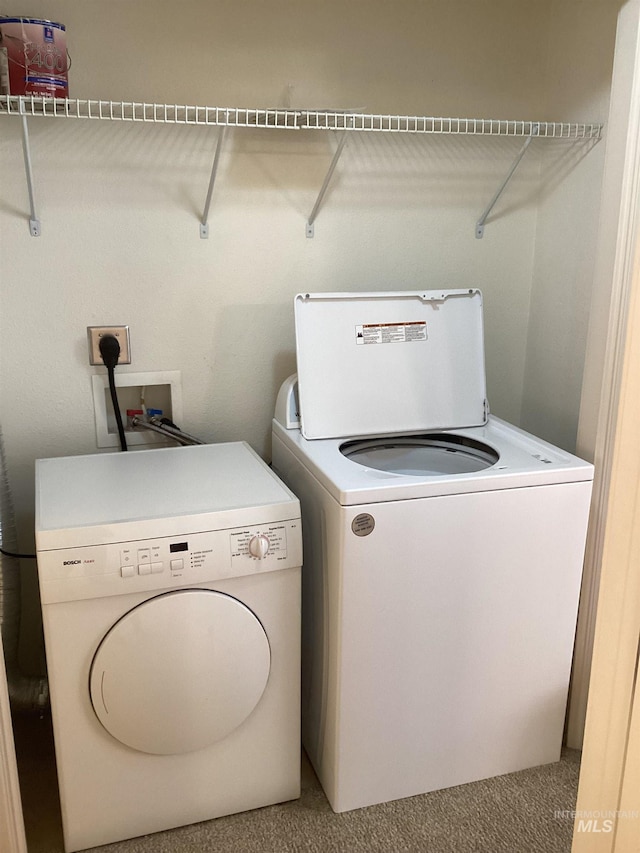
[
  {"xmin": 0, "ymin": 95, "xmax": 603, "ymax": 139},
  {"xmin": 0, "ymin": 96, "xmax": 301, "ymax": 128},
  {"xmin": 300, "ymin": 112, "xmax": 602, "ymax": 138}
]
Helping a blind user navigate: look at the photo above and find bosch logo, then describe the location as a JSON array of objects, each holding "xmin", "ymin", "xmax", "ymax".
[{"xmin": 63, "ymin": 560, "xmax": 81, "ymax": 565}]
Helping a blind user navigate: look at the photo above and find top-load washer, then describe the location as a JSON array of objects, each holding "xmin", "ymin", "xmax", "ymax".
[
  {"xmin": 271, "ymin": 290, "xmax": 594, "ymax": 813},
  {"xmin": 35, "ymin": 441, "xmax": 302, "ymax": 852}
]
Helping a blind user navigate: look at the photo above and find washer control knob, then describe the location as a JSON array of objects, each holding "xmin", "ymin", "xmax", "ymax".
[{"xmin": 248, "ymin": 534, "xmax": 270, "ymax": 559}]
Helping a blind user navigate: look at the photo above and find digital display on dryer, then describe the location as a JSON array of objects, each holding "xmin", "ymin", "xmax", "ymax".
[{"xmin": 169, "ymin": 542, "xmax": 188, "ymax": 553}]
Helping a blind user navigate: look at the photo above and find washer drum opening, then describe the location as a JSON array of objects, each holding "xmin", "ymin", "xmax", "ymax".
[{"xmin": 340, "ymin": 434, "xmax": 499, "ymax": 476}]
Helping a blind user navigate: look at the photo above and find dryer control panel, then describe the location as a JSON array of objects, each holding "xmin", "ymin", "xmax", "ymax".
[{"xmin": 37, "ymin": 518, "xmax": 302, "ymax": 605}]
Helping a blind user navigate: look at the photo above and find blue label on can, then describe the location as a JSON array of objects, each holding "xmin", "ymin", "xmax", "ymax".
[
  {"xmin": 26, "ymin": 75, "xmax": 68, "ymax": 88},
  {"xmin": 44, "ymin": 26, "xmax": 54, "ymax": 42},
  {"xmin": 0, "ymin": 17, "xmax": 65, "ymax": 31}
]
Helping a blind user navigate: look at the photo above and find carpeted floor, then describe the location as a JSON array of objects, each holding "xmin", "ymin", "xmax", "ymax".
[{"xmin": 13, "ymin": 711, "xmax": 580, "ymax": 853}]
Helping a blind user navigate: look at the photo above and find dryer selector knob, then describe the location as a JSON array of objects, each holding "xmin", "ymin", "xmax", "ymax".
[{"xmin": 248, "ymin": 534, "xmax": 270, "ymax": 559}]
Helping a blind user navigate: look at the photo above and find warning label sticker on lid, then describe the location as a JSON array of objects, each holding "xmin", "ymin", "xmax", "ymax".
[{"xmin": 355, "ymin": 321, "xmax": 427, "ymax": 345}]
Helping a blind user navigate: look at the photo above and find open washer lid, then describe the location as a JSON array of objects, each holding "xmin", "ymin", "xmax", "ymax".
[{"xmin": 295, "ymin": 290, "xmax": 488, "ymax": 440}]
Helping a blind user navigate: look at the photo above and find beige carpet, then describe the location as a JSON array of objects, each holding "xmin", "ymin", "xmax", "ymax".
[{"xmin": 13, "ymin": 711, "xmax": 580, "ymax": 853}]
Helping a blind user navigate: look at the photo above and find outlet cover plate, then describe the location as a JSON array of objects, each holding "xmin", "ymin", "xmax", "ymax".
[{"xmin": 87, "ymin": 326, "xmax": 131, "ymax": 365}]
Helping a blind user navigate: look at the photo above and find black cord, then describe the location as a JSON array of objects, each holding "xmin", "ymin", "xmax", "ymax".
[
  {"xmin": 0, "ymin": 546, "xmax": 36, "ymax": 559},
  {"xmin": 99, "ymin": 335, "xmax": 127, "ymax": 452},
  {"xmin": 107, "ymin": 366, "xmax": 127, "ymax": 452}
]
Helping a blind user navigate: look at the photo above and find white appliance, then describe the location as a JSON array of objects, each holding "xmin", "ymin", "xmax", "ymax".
[
  {"xmin": 271, "ymin": 290, "xmax": 594, "ymax": 813},
  {"xmin": 35, "ymin": 442, "xmax": 302, "ymax": 853}
]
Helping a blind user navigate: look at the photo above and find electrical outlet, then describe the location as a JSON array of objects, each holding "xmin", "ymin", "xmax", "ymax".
[{"xmin": 87, "ymin": 326, "xmax": 131, "ymax": 366}]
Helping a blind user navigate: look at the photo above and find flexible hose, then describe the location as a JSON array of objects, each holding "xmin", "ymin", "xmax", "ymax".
[
  {"xmin": 149, "ymin": 417, "xmax": 205, "ymax": 445},
  {"xmin": 131, "ymin": 418, "xmax": 194, "ymax": 446}
]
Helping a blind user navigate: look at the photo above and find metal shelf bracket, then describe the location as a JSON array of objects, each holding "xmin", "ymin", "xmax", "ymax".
[
  {"xmin": 19, "ymin": 105, "xmax": 41, "ymax": 237},
  {"xmin": 306, "ymin": 124, "xmax": 351, "ymax": 238},
  {"xmin": 475, "ymin": 123, "xmax": 539, "ymax": 239},
  {"xmin": 200, "ymin": 126, "xmax": 227, "ymax": 239}
]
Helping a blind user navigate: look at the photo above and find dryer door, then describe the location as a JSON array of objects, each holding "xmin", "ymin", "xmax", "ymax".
[{"xmin": 89, "ymin": 589, "xmax": 271, "ymax": 755}]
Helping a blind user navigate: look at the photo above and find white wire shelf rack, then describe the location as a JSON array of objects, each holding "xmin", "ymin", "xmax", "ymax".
[
  {"xmin": 1, "ymin": 94, "xmax": 604, "ymax": 238},
  {"xmin": 0, "ymin": 95, "xmax": 603, "ymax": 139}
]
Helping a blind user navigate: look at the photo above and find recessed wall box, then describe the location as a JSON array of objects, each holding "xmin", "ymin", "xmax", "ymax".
[{"xmin": 91, "ymin": 371, "xmax": 183, "ymax": 448}]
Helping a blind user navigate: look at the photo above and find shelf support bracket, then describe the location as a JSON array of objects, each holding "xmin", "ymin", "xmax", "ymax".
[
  {"xmin": 475, "ymin": 123, "xmax": 539, "ymax": 239},
  {"xmin": 306, "ymin": 128, "xmax": 350, "ymax": 238},
  {"xmin": 200, "ymin": 126, "xmax": 227, "ymax": 239},
  {"xmin": 19, "ymin": 107, "xmax": 41, "ymax": 237}
]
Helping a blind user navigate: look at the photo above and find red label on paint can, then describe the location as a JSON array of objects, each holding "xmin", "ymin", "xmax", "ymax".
[{"xmin": 0, "ymin": 17, "xmax": 68, "ymax": 98}]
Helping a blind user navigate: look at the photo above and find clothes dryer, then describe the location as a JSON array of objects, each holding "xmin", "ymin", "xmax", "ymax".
[
  {"xmin": 271, "ymin": 290, "xmax": 593, "ymax": 813},
  {"xmin": 35, "ymin": 442, "xmax": 302, "ymax": 852}
]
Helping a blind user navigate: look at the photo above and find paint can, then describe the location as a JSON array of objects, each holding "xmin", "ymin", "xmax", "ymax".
[{"xmin": 0, "ymin": 17, "xmax": 68, "ymax": 98}]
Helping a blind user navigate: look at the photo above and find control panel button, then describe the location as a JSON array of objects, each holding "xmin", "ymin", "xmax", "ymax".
[
  {"xmin": 138, "ymin": 564, "xmax": 152, "ymax": 576},
  {"xmin": 151, "ymin": 562, "xmax": 164, "ymax": 574},
  {"xmin": 121, "ymin": 565, "xmax": 135, "ymax": 578},
  {"xmin": 170, "ymin": 559, "xmax": 184, "ymax": 571}
]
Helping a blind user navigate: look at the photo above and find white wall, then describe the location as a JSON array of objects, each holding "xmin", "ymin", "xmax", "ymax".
[
  {"xmin": 521, "ymin": 0, "xmax": 622, "ymax": 450},
  {"xmin": 0, "ymin": 0, "xmax": 615, "ymax": 669}
]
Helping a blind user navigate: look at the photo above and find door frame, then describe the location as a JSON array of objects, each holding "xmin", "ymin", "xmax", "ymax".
[
  {"xmin": 572, "ymin": 0, "xmax": 640, "ymax": 849},
  {"xmin": 0, "ymin": 633, "xmax": 27, "ymax": 853}
]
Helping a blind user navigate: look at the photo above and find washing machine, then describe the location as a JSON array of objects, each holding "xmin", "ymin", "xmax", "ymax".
[
  {"xmin": 35, "ymin": 441, "xmax": 302, "ymax": 853},
  {"xmin": 271, "ymin": 289, "xmax": 594, "ymax": 813}
]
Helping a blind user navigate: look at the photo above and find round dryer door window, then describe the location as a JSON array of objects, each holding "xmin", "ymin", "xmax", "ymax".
[{"xmin": 89, "ymin": 589, "xmax": 271, "ymax": 755}]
